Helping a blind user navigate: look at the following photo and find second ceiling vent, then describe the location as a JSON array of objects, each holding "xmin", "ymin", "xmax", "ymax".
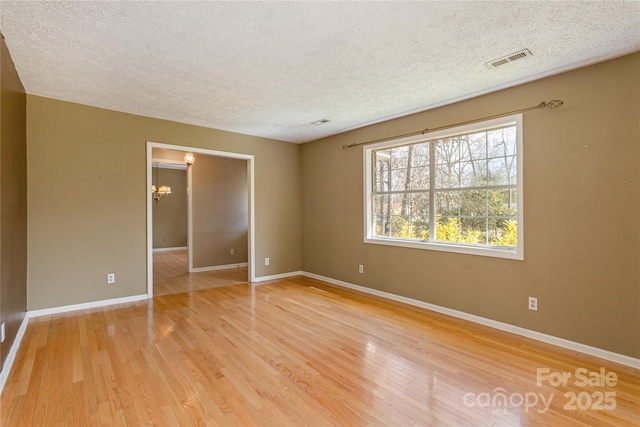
[{"xmin": 486, "ymin": 49, "xmax": 533, "ymax": 68}]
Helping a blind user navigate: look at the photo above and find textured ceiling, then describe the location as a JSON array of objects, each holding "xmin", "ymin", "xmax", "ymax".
[{"xmin": 1, "ymin": 1, "xmax": 639, "ymax": 143}]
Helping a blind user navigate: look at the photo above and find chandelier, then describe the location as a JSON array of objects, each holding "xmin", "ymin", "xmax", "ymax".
[
  {"xmin": 151, "ymin": 163, "xmax": 172, "ymax": 202},
  {"xmin": 151, "ymin": 153, "xmax": 194, "ymax": 202}
]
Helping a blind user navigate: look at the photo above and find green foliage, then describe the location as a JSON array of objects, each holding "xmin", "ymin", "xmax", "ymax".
[
  {"xmin": 492, "ymin": 219, "xmax": 518, "ymax": 247},
  {"xmin": 461, "ymin": 227, "xmax": 483, "ymax": 244},
  {"xmin": 434, "ymin": 216, "xmax": 485, "ymax": 244},
  {"xmin": 380, "ymin": 215, "xmax": 517, "ymax": 248},
  {"xmin": 435, "ymin": 216, "xmax": 459, "ymax": 242}
]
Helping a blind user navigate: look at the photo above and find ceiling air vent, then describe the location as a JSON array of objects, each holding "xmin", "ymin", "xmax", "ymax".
[
  {"xmin": 311, "ymin": 119, "xmax": 330, "ymax": 126},
  {"xmin": 486, "ymin": 49, "xmax": 532, "ymax": 68}
]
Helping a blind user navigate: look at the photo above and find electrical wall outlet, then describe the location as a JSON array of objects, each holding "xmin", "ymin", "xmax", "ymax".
[
  {"xmin": 359, "ymin": 264, "xmax": 364, "ymax": 274},
  {"xmin": 528, "ymin": 297, "xmax": 538, "ymax": 311},
  {"xmin": 107, "ymin": 273, "xmax": 115, "ymax": 284},
  {"xmin": 265, "ymin": 257, "xmax": 270, "ymax": 266},
  {"xmin": 230, "ymin": 248, "xmax": 235, "ymax": 255}
]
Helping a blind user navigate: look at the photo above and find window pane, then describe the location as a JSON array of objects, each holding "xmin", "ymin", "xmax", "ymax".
[
  {"xmin": 487, "ymin": 157, "xmax": 510, "ymax": 186},
  {"xmin": 373, "ymin": 194, "xmax": 388, "ymax": 214},
  {"xmin": 468, "ymin": 131, "xmax": 487, "ymax": 160},
  {"xmin": 408, "ymin": 166, "xmax": 429, "ymax": 190},
  {"xmin": 407, "ymin": 193, "xmax": 429, "ymax": 240},
  {"xmin": 460, "ymin": 132, "xmax": 487, "ymax": 161},
  {"xmin": 436, "ymin": 216, "xmax": 461, "ymax": 243},
  {"xmin": 460, "ymin": 217, "xmax": 487, "ymax": 244},
  {"xmin": 390, "ymin": 167, "xmax": 408, "ymax": 191},
  {"xmin": 435, "ymin": 162, "xmax": 459, "ymax": 188},
  {"xmin": 411, "ymin": 142, "xmax": 430, "ymax": 167},
  {"xmin": 460, "ymin": 160, "xmax": 482, "ymax": 188},
  {"xmin": 375, "ymin": 150, "xmax": 391, "ymax": 161},
  {"xmin": 389, "ymin": 193, "xmax": 405, "ymax": 215},
  {"xmin": 411, "ymin": 217, "xmax": 430, "ymax": 241},
  {"xmin": 460, "ymin": 190, "xmax": 487, "ymax": 217},
  {"xmin": 374, "ymin": 154, "xmax": 390, "ymax": 192},
  {"xmin": 407, "ymin": 193, "xmax": 429, "ymax": 216},
  {"xmin": 373, "ymin": 195, "xmax": 390, "ymax": 236},
  {"xmin": 374, "ymin": 214, "xmax": 388, "ymax": 237},
  {"xmin": 376, "ymin": 193, "xmax": 430, "ymax": 240},
  {"xmin": 391, "ymin": 146, "xmax": 409, "ymax": 168},
  {"xmin": 390, "ymin": 215, "xmax": 428, "ymax": 240},
  {"xmin": 435, "ymin": 191, "xmax": 460, "ymax": 217},
  {"xmin": 435, "ymin": 137, "xmax": 460, "ymax": 164},
  {"xmin": 490, "ymin": 217, "xmax": 518, "ymax": 247},
  {"xmin": 488, "ymin": 127, "xmax": 516, "ymax": 157},
  {"xmin": 509, "ymin": 157, "xmax": 517, "ymax": 185},
  {"xmin": 390, "ymin": 215, "xmax": 413, "ymax": 238},
  {"xmin": 380, "ymin": 144, "xmax": 431, "ymax": 191},
  {"xmin": 487, "ymin": 189, "xmax": 517, "ymax": 217}
]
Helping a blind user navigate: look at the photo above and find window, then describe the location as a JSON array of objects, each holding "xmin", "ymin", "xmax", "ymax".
[{"xmin": 364, "ymin": 114, "xmax": 523, "ymax": 260}]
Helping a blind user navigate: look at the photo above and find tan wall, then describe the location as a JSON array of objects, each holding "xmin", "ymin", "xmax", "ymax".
[
  {"xmin": 152, "ymin": 166, "xmax": 187, "ymax": 249},
  {"xmin": 192, "ymin": 155, "xmax": 248, "ymax": 268},
  {"xmin": 27, "ymin": 96, "xmax": 302, "ymax": 310},
  {"xmin": 0, "ymin": 35, "xmax": 28, "ymax": 370},
  {"xmin": 301, "ymin": 53, "xmax": 640, "ymax": 358}
]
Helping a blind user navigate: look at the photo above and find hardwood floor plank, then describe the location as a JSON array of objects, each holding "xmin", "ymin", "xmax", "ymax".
[
  {"xmin": 2, "ymin": 275, "xmax": 639, "ymax": 426},
  {"xmin": 153, "ymin": 250, "xmax": 248, "ymax": 297}
]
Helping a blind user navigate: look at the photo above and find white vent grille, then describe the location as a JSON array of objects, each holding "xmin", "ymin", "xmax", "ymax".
[{"xmin": 486, "ymin": 49, "xmax": 532, "ymax": 68}]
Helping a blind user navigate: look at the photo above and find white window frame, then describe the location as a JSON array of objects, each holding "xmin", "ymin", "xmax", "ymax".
[{"xmin": 364, "ymin": 113, "xmax": 523, "ymax": 260}]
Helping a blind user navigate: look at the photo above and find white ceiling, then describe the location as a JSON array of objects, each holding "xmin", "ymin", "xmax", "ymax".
[{"xmin": 1, "ymin": 1, "xmax": 639, "ymax": 143}]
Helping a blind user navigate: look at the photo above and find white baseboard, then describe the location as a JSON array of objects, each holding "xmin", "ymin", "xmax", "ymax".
[
  {"xmin": 153, "ymin": 246, "xmax": 187, "ymax": 253},
  {"xmin": 28, "ymin": 294, "xmax": 149, "ymax": 318},
  {"xmin": 0, "ymin": 315, "xmax": 29, "ymax": 394},
  {"xmin": 253, "ymin": 270, "xmax": 302, "ymax": 284},
  {"xmin": 191, "ymin": 262, "xmax": 248, "ymax": 273},
  {"xmin": 302, "ymin": 271, "xmax": 640, "ymax": 369}
]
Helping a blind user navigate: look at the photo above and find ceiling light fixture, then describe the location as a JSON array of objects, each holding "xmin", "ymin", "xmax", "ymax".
[
  {"xmin": 151, "ymin": 162, "xmax": 172, "ymax": 202},
  {"xmin": 184, "ymin": 152, "xmax": 195, "ymax": 166}
]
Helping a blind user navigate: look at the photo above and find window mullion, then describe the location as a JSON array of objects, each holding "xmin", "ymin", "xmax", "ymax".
[{"xmin": 429, "ymin": 140, "xmax": 435, "ymax": 242}]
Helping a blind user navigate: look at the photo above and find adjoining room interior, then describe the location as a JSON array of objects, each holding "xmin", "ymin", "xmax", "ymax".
[
  {"xmin": 0, "ymin": 2, "xmax": 638, "ymax": 426},
  {"xmin": 150, "ymin": 146, "xmax": 251, "ymax": 297}
]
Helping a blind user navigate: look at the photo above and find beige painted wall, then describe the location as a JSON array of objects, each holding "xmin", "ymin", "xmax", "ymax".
[
  {"xmin": 192, "ymin": 155, "xmax": 248, "ymax": 268},
  {"xmin": 301, "ymin": 53, "xmax": 640, "ymax": 358},
  {"xmin": 152, "ymin": 166, "xmax": 187, "ymax": 249},
  {"xmin": 27, "ymin": 96, "xmax": 302, "ymax": 310},
  {"xmin": 0, "ymin": 35, "xmax": 27, "ymax": 370}
]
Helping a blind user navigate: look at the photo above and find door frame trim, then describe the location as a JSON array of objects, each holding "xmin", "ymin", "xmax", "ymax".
[{"xmin": 146, "ymin": 141, "xmax": 255, "ymax": 298}]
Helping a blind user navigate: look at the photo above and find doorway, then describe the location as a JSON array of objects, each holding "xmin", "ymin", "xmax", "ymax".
[{"xmin": 146, "ymin": 141, "xmax": 255, "ymax": 298}]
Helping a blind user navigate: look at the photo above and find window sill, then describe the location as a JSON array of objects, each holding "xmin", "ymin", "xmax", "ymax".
[{"xmin": 364, "ymin": 237, "xmax": 524, "ymax": 260}]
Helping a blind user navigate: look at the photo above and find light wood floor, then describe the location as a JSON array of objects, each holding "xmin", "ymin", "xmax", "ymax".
[
  {"xmin": 153, "ymin": 251, "xmax": 248, "ymax": 297},
  {"xmin": 2, "ymin": 276, "xmax": 639, "ymax": 426}
]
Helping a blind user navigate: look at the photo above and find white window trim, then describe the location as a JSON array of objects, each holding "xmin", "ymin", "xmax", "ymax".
[{"xmin": 363, "ymin": 113, "xmax": 524, "ymax": 260}]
